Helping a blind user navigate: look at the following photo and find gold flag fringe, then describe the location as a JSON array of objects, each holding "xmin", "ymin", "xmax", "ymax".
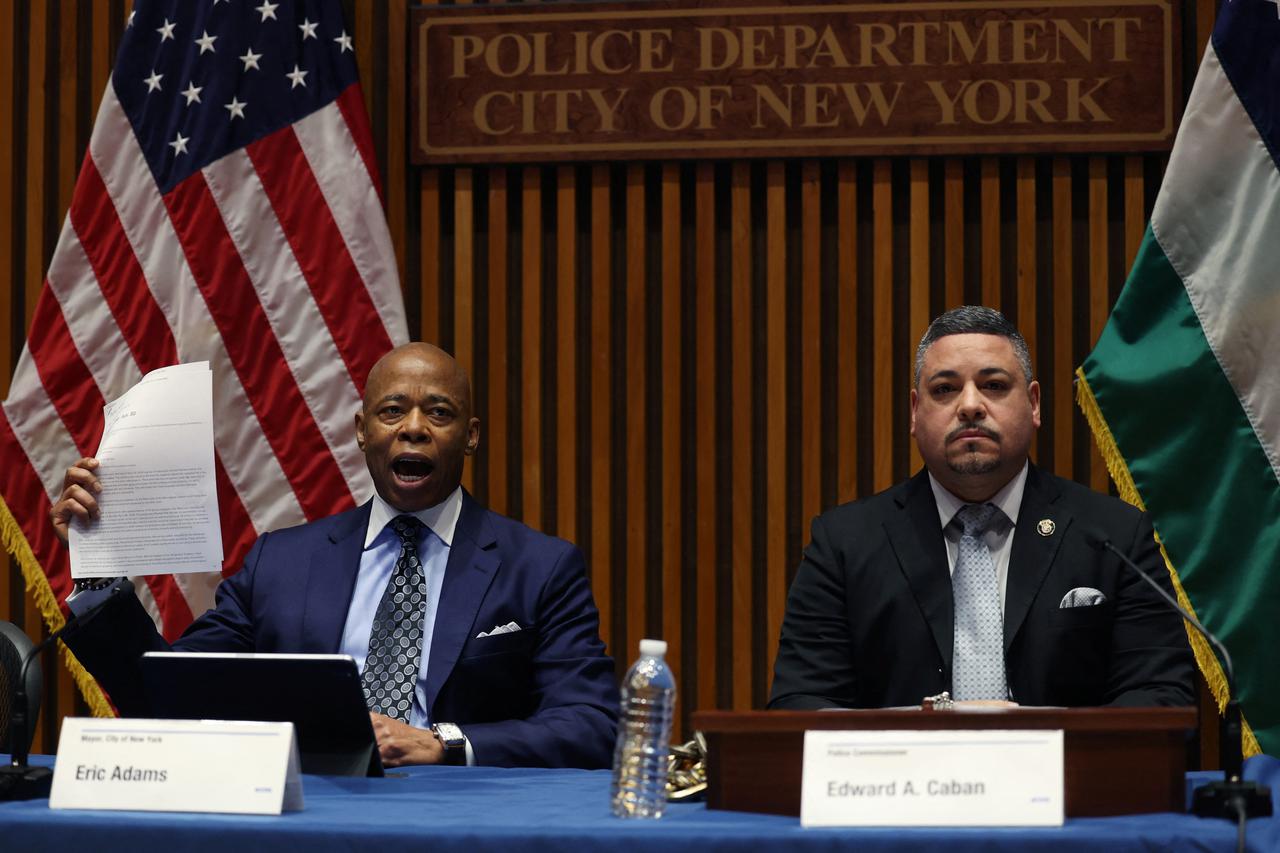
[
  {"xmin": 0, "ymin": 496, "xmax": 115, "ymax": 720},
  {"xmin": 1076, "ymin": 367, "xmax": 1260, "ymax": 758}
]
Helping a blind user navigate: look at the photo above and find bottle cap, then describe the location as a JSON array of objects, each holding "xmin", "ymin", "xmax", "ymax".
[{"xmin": 639, "ymin": 638, "xmax": 667, "ymax": 657}]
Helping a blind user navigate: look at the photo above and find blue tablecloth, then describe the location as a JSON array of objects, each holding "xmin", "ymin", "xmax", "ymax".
[{"xmin": 3, "ymin": 754, "xmax": 1279, "ymax": 852}]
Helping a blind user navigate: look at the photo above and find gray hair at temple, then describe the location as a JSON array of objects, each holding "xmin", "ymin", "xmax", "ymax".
[{"xmin": 913, "ymin": 305, "xmax": 1034, "ymax": 387}]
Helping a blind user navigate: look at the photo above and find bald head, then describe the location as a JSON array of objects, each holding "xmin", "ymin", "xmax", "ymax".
[
  {"xmin": 356, "ymin": 342, "xmax": 480, "ymax": 512},
  {"xmin": 364, "ymin": 342, "xmax": 473, "ymax": 416}
]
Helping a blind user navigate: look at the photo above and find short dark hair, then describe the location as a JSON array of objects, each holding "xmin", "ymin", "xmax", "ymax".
[{"xmin": 914, "ymin": 306, "xmax": 1033, "ymax": 386}]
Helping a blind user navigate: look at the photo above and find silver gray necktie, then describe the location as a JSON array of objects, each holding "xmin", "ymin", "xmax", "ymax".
[
  {"xmin": 361, "ymin": 515, "xmax": 426, "ymax": 722},
  {"xmin": 951, "ymin": 503, "xmax": 1007, "ymax": 701}
]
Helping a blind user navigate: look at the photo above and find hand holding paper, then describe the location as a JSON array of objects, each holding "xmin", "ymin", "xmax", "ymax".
[{"xmin": 66, "ymin": 362, "xmax": 223, "ymax": 578}]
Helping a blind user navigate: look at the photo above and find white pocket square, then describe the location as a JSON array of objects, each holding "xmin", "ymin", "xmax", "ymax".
[
  {"xmin": 1059, "ymin": 587, "xmax": 1107, "ymax": 608},
  {"xmin": 476, "ymin": 621, "xmax": 522, "ymax": 639}
]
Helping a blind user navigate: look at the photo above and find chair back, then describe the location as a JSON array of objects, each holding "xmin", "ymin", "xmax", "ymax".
[{"xmin": 0, "ymin": 621, "xmax": 42, "ymax": 755}]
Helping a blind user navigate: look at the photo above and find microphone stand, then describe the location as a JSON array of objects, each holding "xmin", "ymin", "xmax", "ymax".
[
  {"xmin": 1, "ymin": 581, "xmax": 126, "ymax": 801},
  {"xmin": 1091, "ymin": 536, "xmax": 1271, "ymax": 821}
]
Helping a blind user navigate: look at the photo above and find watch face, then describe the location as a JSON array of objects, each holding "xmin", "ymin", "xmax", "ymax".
[
  {"xmin": 433, "ymin": 723, "xmax": 466, "ymax": 765},
  {"xmin": 434, "ymin": 723, "xmax": 463, "ymax": 745}
]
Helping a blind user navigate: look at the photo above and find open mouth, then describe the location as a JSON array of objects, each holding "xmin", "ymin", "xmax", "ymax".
[{"xmin": 392, "ymin": 456, "xmax": 434, "ymax": 483}]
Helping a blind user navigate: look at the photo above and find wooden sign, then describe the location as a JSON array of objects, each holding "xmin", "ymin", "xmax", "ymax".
[{"xmin": 410, "ymin": 0, "xmax": 1179, "ymax": 163}]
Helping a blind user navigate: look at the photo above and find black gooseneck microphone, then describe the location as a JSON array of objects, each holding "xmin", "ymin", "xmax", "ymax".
[
  {"xmin": 1, "ymin": 580, "xmax": 127, "ymax": 801},
  {"xmin": 1083, "ymin": 532, "xmax": 1272, "ymax": 822}
]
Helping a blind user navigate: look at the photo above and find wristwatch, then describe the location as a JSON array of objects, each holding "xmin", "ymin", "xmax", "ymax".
[{"xmin": 431, "ymin": 722, "xmax": 466, "ymax": 766}]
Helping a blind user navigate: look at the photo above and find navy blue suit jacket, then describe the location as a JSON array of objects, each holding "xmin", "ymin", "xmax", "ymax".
[{"xmin": 65, "ymin": 492, "xmax": 620, "ymax": 769}]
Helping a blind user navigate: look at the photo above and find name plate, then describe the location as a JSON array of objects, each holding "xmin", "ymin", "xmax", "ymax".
[
  {"xmin": 50, "ymin": 718, "xmax": 304, "ymax": 815},
  {"xmin": 801, "ymin": 729, "xmax": 1063, "ymax": 827}
]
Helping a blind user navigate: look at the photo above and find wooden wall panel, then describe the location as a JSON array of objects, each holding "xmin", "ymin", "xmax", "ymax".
[
  {"xmin": 1, "ymin": 1, "xmax": 1215, "ymax": 752},
  {"xmin": 520, "ymin": 167, "xmax": 543, "ymax": 530},
  {"xmin": 799, "ymin": 163, "xmax": 820, "ymax": 572},
  {"xmin": 623, "ymin": 163, "xmax": 646, "ymax": 667},
  {"xmin": 487, "ymin": 167, "xmax": 509, "ymax": 517},
  {"xmin": 1015, "ymin": 156, "xmax": 1038, "ymax": 414},
  {"xmin": 763, "ymin": 161, "xmax": 786, "ymax": 704},
  {"xmin": 0, "ymin": 0, "xmax": 15, "ymax": 404},
  {"xmin": 418, "ymin": 166, "xmax": 440, "ymax": 345},
  {"xmin": 943, "ymin": 160, "xmax": 965, "ymax": 309},
  {"xmin": 729, "ymin": 161, "xmax": 753, "ymax": 711},
  {"xmin": 556, "ymin": 165, "xmax": 577, "ymax": 547},
  {"xmin": 1050, "ymin": 158, "xmax": 1074, "ymax": 475},
  {"xmin": 0, "ymin": 0, "xmax": 15, "ymax": 737},
  {"xmin": 453, "ymin": 169, "xmax": 474, "ymax": 506},
  {"xmin": 1087, "ymin": 157, "xmax": 1110, "ymax": 493},
  {"xmin": 835, "ymin": 162, "xmax": 858, "ymax": 506},
  {"xmin": 907, "ymin": 159, "xmax": 929, "ymax": 476},
  {"xmin": 693, "ymin": 161, "xmax": 716, "ymax": 711},
  {"xmin": 659, "ymin": 163, "xmax": 681, "ymax": 687},
  {"xmin": 870, "ymin": 159, "xmax": 895, "ymax": 493},
  {"xmin": 25, "ymin": 0, "xmax": 49, "ymax": 330},
  {"xmin": 588, "ymin": 164, "xmax": 610, "ymax": 650},
  {"xmin": 980, "ymin": 158, "xmax": 1001, "ymax": 308},
  {"xmin": 385, "ymin": 0, "xmax": 408, "ymax": 285}
]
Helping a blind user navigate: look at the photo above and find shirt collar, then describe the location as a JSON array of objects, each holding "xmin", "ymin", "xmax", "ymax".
[
  {"xmin": 928, "ymin": 461, "xmax": 1028, "ymax": 532},
  {"xmin": 364, "ymin": 486, "xmax": 463, "ymax": 549}
]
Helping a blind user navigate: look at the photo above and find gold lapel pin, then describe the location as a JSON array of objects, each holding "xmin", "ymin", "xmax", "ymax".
[{"xmin": 1037, "ymin": 518, "xmax": 1056, "ymax": 536}]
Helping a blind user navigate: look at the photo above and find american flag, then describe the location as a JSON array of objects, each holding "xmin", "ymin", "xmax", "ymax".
[{"xmin": 0, "ymin": 0, "xmax": 406, "ymax": 711}]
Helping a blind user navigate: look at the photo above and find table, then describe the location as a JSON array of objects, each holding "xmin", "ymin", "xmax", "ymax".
[{"xmin": 2, "ymin": 754, "xmax": 1278, "ymax": 852}]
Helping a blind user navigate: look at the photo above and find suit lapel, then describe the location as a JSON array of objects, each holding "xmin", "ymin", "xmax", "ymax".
[
  {"xmin": 300, "ymin": 502, "xmax": 371, "ymax": 652},
  {"xmin": 423, "ymin": 490, "xmax": 500, "ymax": 713},
  {"xmin": 1003, "ymin": 465, "xmax": 1071, "ymax": 650},
  {"xmin": 883, "ymin": 471, "xmax": 955, "ymax": 669}
]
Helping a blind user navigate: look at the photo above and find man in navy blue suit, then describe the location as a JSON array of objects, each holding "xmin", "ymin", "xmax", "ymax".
[{"xmin": 51, "ymin": 343, "xmax": 618, "ymax": 769}]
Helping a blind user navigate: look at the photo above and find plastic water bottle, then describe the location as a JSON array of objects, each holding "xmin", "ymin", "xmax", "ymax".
[{"xmin": 610, "ymin": 638, "xmax": 676, "ymax": 818}]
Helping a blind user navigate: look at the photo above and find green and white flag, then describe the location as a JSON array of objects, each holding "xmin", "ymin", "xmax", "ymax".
[{"xmin": 1077, "ymin": 0, "xmax": 1280, "ymax": 756}]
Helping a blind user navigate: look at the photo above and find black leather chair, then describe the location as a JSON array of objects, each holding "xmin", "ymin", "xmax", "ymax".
[{"xmin": 0, "ymin": 620, "xmax": 41, "ymax": 756}]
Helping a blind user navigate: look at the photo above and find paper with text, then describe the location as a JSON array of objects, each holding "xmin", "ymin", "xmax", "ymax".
[
  {"xmin": 800, "ymin": 729, "xmax": 1064, "ymax": 827},
  {"xmin": 69, "ymin": 362, "xmax": 223, "ymax": 577},
  {"xmin": 50, "ymin": 717, "xmax": 303, "ymax": 814}
]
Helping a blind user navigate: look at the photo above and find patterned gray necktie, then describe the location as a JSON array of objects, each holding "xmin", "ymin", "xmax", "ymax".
[
  {"xmin": 951, "ymin": 503, "xmax": 1007, "ymax": 701},
  {"xmin": 361, "ymin": 515, "xmax": 426, "ymax": 722}
]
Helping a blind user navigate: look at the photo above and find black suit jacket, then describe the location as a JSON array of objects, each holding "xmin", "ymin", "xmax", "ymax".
[{"xmin": 768, "ymin": 465, "xmax": 1195, "ymax": 709}]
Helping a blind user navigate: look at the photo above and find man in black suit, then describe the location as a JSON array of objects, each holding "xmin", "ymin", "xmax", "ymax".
[{"xmin": 769, "ymin": 306, "xmax": 1194, "ymax": 710}]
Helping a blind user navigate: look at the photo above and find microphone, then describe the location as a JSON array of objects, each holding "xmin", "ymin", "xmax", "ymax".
[
  {"xmin": 1083, "ymin": 532, "xmax": 1272, "ymax": 820},
  {"xmin": 1, "ymin": 579, "xmax": 127, "ymax": 801}
]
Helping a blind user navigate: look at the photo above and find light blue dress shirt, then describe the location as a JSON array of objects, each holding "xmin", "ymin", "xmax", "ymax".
[
  {"xmin": 928, "ymin": 461, "xmax": 1028, "ymax": 611},
  {"xmin": 338, "ymin": 487, "xmax": 461, "ymax": 730}
]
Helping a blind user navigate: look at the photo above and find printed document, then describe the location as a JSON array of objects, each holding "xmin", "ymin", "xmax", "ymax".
[{"xmin": 69, "ymin": 362, "xmax": 223, "ymax": 577}]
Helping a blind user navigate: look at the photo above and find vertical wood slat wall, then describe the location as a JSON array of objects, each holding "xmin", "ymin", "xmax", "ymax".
[{"xmin": 1, "ymin": 1, "xmax": 1209, "ymax": 751}]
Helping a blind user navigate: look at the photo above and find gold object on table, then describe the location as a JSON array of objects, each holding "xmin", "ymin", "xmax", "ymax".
[
  {"xmin": 666, "ymin": 731, "xmax": 707, "ymax": 801},
  {"xmin": 922, "ymin": 691, "xmax": 955, "ymax": 711}
]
